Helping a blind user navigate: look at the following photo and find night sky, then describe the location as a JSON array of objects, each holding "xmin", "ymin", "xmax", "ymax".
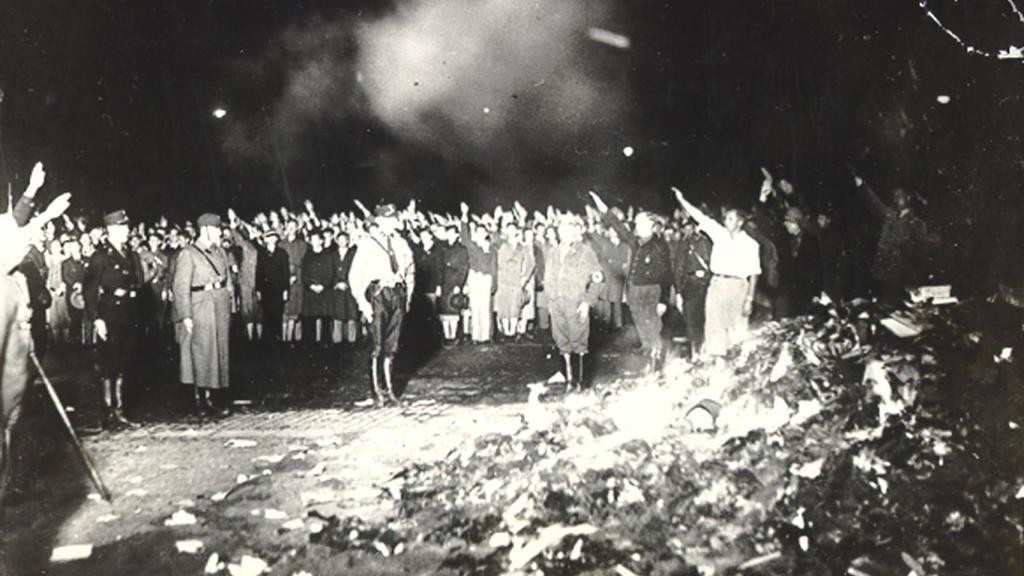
[{"xmin": 1, "ymin": 0, "xmax": 1022, "ymax": 242}]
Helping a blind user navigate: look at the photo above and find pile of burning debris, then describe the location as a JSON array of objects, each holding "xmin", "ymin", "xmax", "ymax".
[{"xmin": 313, "ymin": 298, "xmax": 1024, "ymax": 575}]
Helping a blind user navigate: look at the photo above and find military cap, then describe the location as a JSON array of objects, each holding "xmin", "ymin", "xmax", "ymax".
[
  {"xmin": 197, "ymin": 213, "xmax": 222, "ymax": 228},
  {"xmin": 103, "ymin": 210, "xmax": 129, "ymax": 226}
]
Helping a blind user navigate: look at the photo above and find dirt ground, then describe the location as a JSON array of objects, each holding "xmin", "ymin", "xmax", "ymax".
[
  {"xmin": 0, "ymin": 317, "xmax": 648, "ymax": 576},
  {"xmin": 2, "ymin": 303, "xmax": 1022, "ymax": 576}
]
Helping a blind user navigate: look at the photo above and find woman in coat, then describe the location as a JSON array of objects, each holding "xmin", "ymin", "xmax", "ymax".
[
  {"xmin": 331, "ymin": 232, "xmax": 360, "ymax": 344},
  {"xmin": 437, "ymin": 226, "xmax": 469, "ymax": 344},
  {"xmin": 300, "ymin": 230, "xmax": 336, "ymax": 345},
  {"xmin": 494, "ymin": 225, "xmax": 535, "ymax": 339},
  {"xmin": 280, "ymin": 223, "xmax": 307, "ymax": 342}
]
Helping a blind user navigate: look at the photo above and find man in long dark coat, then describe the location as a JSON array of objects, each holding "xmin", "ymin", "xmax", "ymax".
[
  {"xmin": 256, "ymin": 230, "xmax": 290, "ymax": 343},
  {"xmin": 172, "ymin": 213, "xmax": 233, "ymax": 415}
]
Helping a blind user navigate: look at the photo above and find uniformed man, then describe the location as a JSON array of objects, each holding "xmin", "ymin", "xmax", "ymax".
[
  {"xmin": 172, "ymin": 213, "xmax": 233, "ymax": 415},
  {"xmin": 673, "ymin": 217, "xmax": 713, "ymax": 358},
  {"xmin": 17, "ymin": 229, "xmax": 50, "ymax": 358},
  {"xmin": 348, "ymin": 204, "xmax": 415, "ymax": 407},
  {"xmin": 138, "ymin": 233, "xmax": 170, "ymax": 340},
  {"xmin": 590, "ymin": 192, "xmax": 673, "ymax": 373},
  {"xmin": 588, "ymin": 226, "xmax": 630, "ymax": 331},
  {"xmin": 60, "ymin": 238, "xmax": 87, "ymax": 344},
  {"xmin": 544, "ymin": 213, "xmax": 604, "ymax": 391},
  {"xmin": 84, "ymin": 210, "xmax": 144, "ymax": 427}
]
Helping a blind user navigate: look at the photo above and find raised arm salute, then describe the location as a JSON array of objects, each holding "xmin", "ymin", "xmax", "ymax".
[
  {"xmin": 673, "ymin": 187, "xmax": 761, "ymax": 361},
  {"xmin": 589, "ymin": 191, "xmax": 672, "ymax": 373}
]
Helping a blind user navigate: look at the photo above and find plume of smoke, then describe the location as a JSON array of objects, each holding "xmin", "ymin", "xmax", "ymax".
[
  {"xmin": 355, "ymin": 0, "xmax": 634, "ymax": 189},
  {"xmin": 272, "ymin": 17, "xmax": 365, "ymax": 160},
  {"xmin": 218, "ymin": 16, "xmax": 365, "ymax": 166},
  {"xmin": 231, "ymin": 0, "xmax": 636, "ymax": 205}
]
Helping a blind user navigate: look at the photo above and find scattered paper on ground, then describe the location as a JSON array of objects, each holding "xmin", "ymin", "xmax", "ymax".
[{"xmin": 50, "ymin": 544, "xmax": 93, "ymax": 563}]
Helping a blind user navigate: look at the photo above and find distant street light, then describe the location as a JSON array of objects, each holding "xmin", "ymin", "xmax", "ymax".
[{"xmin": 212, "ymin": 108, "xmax": 227, "ymax": 119}]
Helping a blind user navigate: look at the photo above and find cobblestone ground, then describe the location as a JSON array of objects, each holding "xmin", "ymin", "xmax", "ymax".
[{"xmin": 0, "ymin": 326, "xmax": 654, "ymax": 576}]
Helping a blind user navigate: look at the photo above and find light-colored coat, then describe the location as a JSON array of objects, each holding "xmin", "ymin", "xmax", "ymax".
[{"xmin": 172, "ymin": 243, "xmax": 233, "ymax": 390}]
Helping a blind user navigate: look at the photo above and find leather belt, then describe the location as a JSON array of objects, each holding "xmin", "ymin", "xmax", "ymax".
[{"xmin": 191, "ymin": 280, "xmax": 226, "ymax": 293}]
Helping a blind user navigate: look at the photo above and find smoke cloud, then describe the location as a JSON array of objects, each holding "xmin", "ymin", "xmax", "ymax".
[{"xmin": 229, "ymin": 0, "xmax": 637, "ymax": 206}]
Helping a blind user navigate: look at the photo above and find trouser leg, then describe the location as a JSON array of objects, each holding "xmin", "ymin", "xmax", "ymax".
[{"xmin": 563, "ymin": 353, "xmax": 573, "ymax": 391}]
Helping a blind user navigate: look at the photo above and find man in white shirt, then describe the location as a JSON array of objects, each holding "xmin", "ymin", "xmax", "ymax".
[
  {"xmin": 348, "ymin": 204, "xmax": 415, "ymax": 406},
  {"xmin": 673, "ymin": 188, "xmax": 761, "ymax": 359}
]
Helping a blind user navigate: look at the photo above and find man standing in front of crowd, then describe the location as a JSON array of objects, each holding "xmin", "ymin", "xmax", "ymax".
[
  {"xmin": 673, "ymin": 216, "xmax": 712, "ymax": 359},
  {"xmin": 84, "ymin": 210, "xmax": 144, "ymax": 427},
  {"xmin": 172, "ymin": 213, "xmax": 233, "ymax": 415},
  {"xmin": 256, "ymin": 230, "xmax": 290, "ymax": 343},
  {"xmin": 673, "ymin": 188, "xmax": 761, "ymax": 363},
  {"xmin": 544, "ymin": 213, "xmax": 604, "ymax": 391},
  {"xmin": 590, "ymin": 191, "xmax": 672, "ymax": 373},
  {"xmin": 348, "ymin": 204, "xmax": 415, "ymax": 407}
]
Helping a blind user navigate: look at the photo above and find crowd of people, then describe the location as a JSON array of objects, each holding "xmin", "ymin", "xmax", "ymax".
[{"xmin": 2, "ymin": 161, "xmax": 948, "ymax": 432}]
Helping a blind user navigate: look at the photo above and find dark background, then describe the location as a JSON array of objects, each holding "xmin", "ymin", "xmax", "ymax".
[{"xmin": 1, "ymin": 0, "xmax": 1022, "ymax": 258}]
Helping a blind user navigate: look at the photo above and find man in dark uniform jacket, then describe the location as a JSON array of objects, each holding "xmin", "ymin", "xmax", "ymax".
[
  {"xmin": 673, "ymin": 218, "xmax": 712, "ymax": 358},
  {"xmin": 256, "ymin": 230, "xmax": 290, "ymax": 343},
  {"xmin": 590, "ymin": 192, "xmax": 673, "ymax": 372},
  {"xmin": 84, "ymin": 210, "xmax": 143, "ymax": 427},
  {"xmin": 17, "ymin": 234, "xmax": 50, "ymax": 358},
  {"xmin": 61, "ymin": 237, "xmax": 88, "ymax": 344}
]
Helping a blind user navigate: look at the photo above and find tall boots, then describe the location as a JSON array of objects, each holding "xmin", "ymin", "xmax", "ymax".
[
  {"xmin": 564, "ymin": 353, "xmax": 588, "ymax": 393},
  {"xmin": 370, "ymin": 355, "xmax": 402, "ymax": 407},
  {"xmin": 645, "ymin": 346, "xmax": 665, "ymax": 376},
  {"xmin": 112, "ymin": 377, "xmax": 137, "ymax": 426},
  {"xmin": 103, "ymin": 377, "xmax": 138, "ymax": 428}
]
